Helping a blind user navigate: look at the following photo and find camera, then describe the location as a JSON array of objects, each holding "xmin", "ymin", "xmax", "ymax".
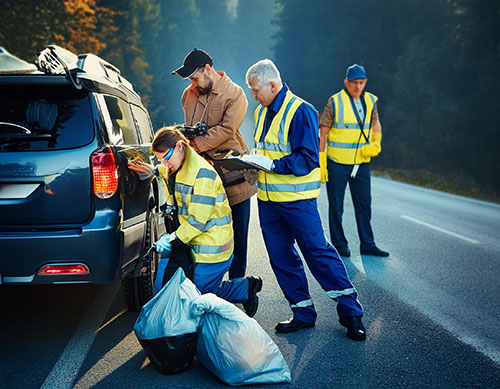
[
  {"xmin": 176, "ymin": 122, "xmax": 208, "ymax": 140},
  {"xmin": 160, "ymin": 203, "xmax": 179, "ymax": 233}
]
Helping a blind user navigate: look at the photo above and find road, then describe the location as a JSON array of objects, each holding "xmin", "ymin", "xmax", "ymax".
[{"xmin": 1, "ymin": 177, "xmax": 500, "ymax": 388}]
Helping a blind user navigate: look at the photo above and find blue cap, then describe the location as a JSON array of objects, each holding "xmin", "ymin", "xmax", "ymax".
[{"xmin": 346, "ymin": 64, "xmax": 366, "ymax": 81}]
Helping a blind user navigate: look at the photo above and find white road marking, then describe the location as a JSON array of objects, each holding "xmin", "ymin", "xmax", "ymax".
[
  {"xmin": 41, "ymin": 283, "xmax": 118, "ymax": 389},
  {"xmin": 401, "ymin": 215, "xmax": 480, "ymax": 244}
]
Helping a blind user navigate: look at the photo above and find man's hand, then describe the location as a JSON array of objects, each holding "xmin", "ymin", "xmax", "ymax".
[
  {"xmin": 360, "ymin": 132, "xmax": 382, "ymax": 158},
  {"xmin": 241, "ymin": 154, "xmax": 274, "ymax": 172},
  {"xmin": 319, "ymin": 151, "xmax": 328, "ymax": 183},
  {"xmin": 242, "ymin": 168, "xmax": 258, "ymax": 185}
]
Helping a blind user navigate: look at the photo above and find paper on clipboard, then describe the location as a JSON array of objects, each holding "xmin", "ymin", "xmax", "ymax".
[{"xmin": 215, "ymin": 154, "xmax": 274, "ymax": 173}]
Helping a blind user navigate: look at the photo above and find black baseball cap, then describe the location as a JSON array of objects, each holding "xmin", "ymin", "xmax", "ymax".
[{"xmin": 171, "ymin": 48, "xmax": 213, "ymax": 79}]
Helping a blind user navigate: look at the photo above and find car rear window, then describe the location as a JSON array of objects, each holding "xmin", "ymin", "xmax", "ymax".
[{"xmin": 0, "ymin": 84, "xmax": 94, "ymax": 151}]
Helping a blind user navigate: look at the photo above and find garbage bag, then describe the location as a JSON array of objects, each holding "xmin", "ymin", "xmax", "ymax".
[
  {"xmin": 137, "ymin": 333, "xmax": 198, "ymax": 375},
  {"xmin": 134, "ymin": 268, "xmax": 201, "ymax": 375},
  {"xmin": 192, "ymin": 293, "xmax": 291, "ymax": 386}
]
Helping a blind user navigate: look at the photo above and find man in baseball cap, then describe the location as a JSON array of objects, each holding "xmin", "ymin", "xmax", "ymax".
[
  {"xmin": 171, "ymin": 48, "xmax": 213, "ymax": 79},
  {"xmin": 171, "ymin": 48, "xmax": 258, "ymax": 282},
  {"xmin": 318, "ymin": 63, "xmax": 389, "ymax": 259},
  {"xmin": 345, "ymin": 64, "xmax": 367, "ymax": 81}
]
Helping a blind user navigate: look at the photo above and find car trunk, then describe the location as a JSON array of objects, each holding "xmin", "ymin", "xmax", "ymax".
[
  {"xmin": 0, "ymin": 146, "xmax": 98, "ymax": 226},
  {"xmin": 0, "ymin": 81, "xmax": 97, "ymax": 226}
]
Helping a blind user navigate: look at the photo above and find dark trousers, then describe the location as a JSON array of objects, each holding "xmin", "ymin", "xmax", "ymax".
[
  {"xmin": 258, "ymin": 199, "xmax": 363, "ymax": 323},
  {"xmin": 194, "ymin": 255, "xmax": 250, "ymax": 303},
  {"xmin": 228, "ymin": 198, "xmax": 251, "ymax": 279},
  {"xmin": 326, "ymin": 160, "xmax": 375, "ymax": 252}
]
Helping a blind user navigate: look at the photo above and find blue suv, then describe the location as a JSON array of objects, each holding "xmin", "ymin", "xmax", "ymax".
[{"xmin": 0, "ymin": 46, "xmax": 165, "ymax": 311}]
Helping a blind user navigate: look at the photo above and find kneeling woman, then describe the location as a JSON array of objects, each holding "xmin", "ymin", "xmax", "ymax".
[{"xmin": 133, "ymin": 127, "xmax": 261, "ymax": 317}]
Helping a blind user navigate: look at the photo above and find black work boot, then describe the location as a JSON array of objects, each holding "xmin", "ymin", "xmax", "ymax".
[
  {"xmin": 339, "ymin": 315, "xmax": 366, "ymax": 341},
  {"xmin": 243, "ymin": 276, "xmax": 262, "ymax": 317}
]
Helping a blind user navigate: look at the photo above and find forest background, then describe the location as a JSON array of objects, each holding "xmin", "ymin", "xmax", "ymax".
[{"xmin": 1, "ymin": 0, "xmax": 499, "ymax": 201}]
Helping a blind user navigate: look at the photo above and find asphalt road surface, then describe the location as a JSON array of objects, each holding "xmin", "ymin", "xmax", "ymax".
[{"xmin": 1, "ymin": 177, "xmax": 500, "ymax": 388}]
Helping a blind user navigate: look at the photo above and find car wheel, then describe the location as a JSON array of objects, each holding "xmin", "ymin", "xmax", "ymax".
[{"xmin": 121, "ymin": 210, "xmax": 160, "ymax": 312}]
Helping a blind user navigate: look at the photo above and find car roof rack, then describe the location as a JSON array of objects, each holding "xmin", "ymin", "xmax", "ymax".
[
  {"xmin": 0, "ymin": 47, "xmax": 37, "ymax": 74},
  {"xmin": 77, "ymin": 53, "xmax": 134, "ymax": 92},
  {"xmin": 35, "ymin": 45, "xmax": 136, "ymax": 95}
]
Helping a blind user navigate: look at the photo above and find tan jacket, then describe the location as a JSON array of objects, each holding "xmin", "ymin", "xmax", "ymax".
[{"xmin": 181, "ymin": 71, "xmax": 257, "ymax": 206}]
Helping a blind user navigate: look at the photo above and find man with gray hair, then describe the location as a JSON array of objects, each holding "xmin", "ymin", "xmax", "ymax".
[{"xmin": 245, "ymin": 59, "xmax": 367, "ymax": 341}]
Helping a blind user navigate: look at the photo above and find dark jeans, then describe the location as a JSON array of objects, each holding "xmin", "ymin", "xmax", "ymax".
[
  {"xmin": 194, "ymin": 255, "xmax": 250, "ymax": 303},
  {"xmin": 326, "ymin": 160, "xmax": 375, "ymax": 252},
  {"xmin": 228, "ymin": 198, "xmax": 251, "ymax": 278}
]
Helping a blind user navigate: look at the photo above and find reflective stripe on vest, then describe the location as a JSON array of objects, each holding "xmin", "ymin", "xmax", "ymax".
[
  {"xmin": 253, "ymin": 90, "xmax": 321, "ymax": 202},
  {"xmin": 173, "ymin": 147, "xmax": 234, "ymax": 263},
  {"xmin": 187, "ymin": 214, "xmax": 232, "ymax": 232},
  {"xmin": 191, "ymin": 239, "xmax": 234, "ymax": 254},
  {"xmin": 327, "ymin": 89, "xmax": 377, "ymax": 164},
  {"xmin": 175, "ymin": 188, "xmax": 227, "ymax": 215}
]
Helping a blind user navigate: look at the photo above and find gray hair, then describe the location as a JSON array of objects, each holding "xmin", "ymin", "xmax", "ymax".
[{"xmin": 246, "ymin": 59, "xmax": 282, "ymax": 87}]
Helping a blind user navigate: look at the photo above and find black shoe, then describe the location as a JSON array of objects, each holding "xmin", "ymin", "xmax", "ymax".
[
  {"xmin": 360, "ymin": 246, "xmax": 389, "ymax": 257},
  {"xmin": 337, "ymin": 247, "xmax": 351, "ymax": 257},
  {"xmin": 339, "ymin": 316, "xmax": 366, "ymax": 341},
  {"xmin": 275, "ymin": 317, "xmax": 315, "ymax": 333},
  {"xmin": 243, "ymin": 276, "xmax": 262, "ymax": 317}
]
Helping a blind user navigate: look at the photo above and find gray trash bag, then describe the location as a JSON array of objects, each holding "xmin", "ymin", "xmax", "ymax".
[
  {"xmin": 192, "ymin": 293, "xmax": 291, "ymax": 386},
  {"xmin": 134, "ymin": 268, "xmax": 201, "ymax": 375}
]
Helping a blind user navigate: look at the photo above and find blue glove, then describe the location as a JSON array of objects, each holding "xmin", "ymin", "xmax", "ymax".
[{"xmin": 153, "ymin": 234, "xmax": 173, "ymax": 257}]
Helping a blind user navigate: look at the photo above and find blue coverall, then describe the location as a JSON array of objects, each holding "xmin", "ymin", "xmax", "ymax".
[{"xmin": 258, "ymin": 85, "xmax": 363, "ymax": 323}]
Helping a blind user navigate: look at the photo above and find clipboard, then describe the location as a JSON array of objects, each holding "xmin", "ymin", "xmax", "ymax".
[{"xmin": 215, "ymin": 157, "xmax": 273, "ymax": 173}]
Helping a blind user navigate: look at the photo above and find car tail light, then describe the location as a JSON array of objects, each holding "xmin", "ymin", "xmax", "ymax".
[
  {"xmin": 39, "ymin": 264, "xmax": 90, "ymax": 275},
  {"xmin": 91, "ymin": 146, "xmax": 118, "ymax": 199}
]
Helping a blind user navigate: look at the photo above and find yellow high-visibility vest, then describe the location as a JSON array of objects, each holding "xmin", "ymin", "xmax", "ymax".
[
  {"xmin": 164, "ymin": 147, "xmax": 233, "ymax": 263},
  {"xmin": 327, "ymin": 89, "xmax": 378, "ymax": 164},
  {"xmin": 253, "ymin": 90, "xmax": 320, "ymax": 202}
]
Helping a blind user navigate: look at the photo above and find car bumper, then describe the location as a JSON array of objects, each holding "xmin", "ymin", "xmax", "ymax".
[{"xmin": 0, "ymin": 209, "xmax": 122, "ymax": 284}]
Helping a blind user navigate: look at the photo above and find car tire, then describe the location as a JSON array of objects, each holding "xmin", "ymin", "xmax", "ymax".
[{"xmin": 121, "ymin": 209, "xmax": 160, "ymax": 312}]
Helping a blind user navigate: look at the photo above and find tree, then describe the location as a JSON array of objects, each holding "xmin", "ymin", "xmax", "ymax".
[
  {"xmin": 56, "ymin": 0, "xmax": 114, "ymax": 54},
  {"xmin": 97, "ymin": 0, "xmax": 161, "ymax": 107},
  {"xmin": 273, "ymin": 0, "xmax": 500, "ymax": 197},
  {"xmin": 0, "ymin": 0, "xmax": 68, "ymax": 61}
]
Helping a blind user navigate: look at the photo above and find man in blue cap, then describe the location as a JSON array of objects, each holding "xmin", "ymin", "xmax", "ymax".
[{"xmin": 319, "ymin": 64, "xmax": 389, "ymax": 258}]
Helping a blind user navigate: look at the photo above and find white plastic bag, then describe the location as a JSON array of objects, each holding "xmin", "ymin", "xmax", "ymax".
[
  {"xmin": 133, "ymin": 268, "xmax": 201, "ymax": 375},
  {"xmin": 134, "ymin": 267, "xmax": 200, "ymax": 340},
  {"xmin": 192, "ymin": 293, "xmax": 291, "ymax": 386}
]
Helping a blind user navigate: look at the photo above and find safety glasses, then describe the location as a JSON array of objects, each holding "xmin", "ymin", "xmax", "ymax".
[{"xmin": 162, "ymin": 146, "xmax": 175, "ymax": 162}]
